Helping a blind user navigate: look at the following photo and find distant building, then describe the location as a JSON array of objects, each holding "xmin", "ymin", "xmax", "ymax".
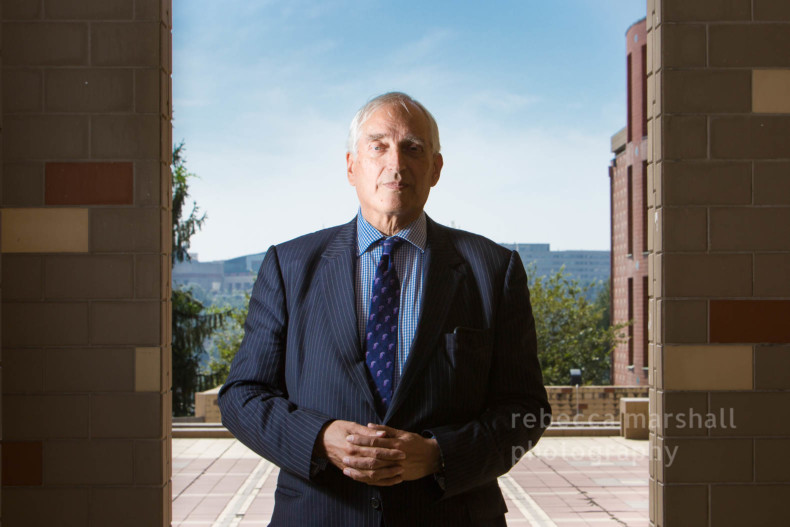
[
  {"xmin": 609, "ymin": 18, "xmax": 649, "ymax": 385},
  {"xmin": 173, "ymin": 252, "xmax": 265, "ymax": 293},
  {"xmin": 499, "ymin": 243, "xmax": 610, "ymax": 287}
]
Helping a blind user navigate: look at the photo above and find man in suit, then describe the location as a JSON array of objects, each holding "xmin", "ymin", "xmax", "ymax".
[{"xmin": 218, "ymin": 92, "xmax": 551, "ymax": 526}]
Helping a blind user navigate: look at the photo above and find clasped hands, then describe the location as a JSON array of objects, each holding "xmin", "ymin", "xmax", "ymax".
[{"xmin": 314, "ymin": 420, "xmax": 441, "ymax": 486}]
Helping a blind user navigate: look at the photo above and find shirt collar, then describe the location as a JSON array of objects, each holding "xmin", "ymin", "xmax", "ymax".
[{"xmin": 356, "ymin": 209, "xmax": 427, "ymax": 256}]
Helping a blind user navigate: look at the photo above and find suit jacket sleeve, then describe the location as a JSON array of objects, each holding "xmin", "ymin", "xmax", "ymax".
[
  {"xmin": 217, "ymin": 246, "xmax": 333, "ymax": 481},
  {"xmin": 428, "ymin": 250, "xmax": 551, "ymax": 499}
]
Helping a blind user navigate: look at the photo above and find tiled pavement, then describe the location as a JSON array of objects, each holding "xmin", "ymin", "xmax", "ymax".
[{"xmin": 173, "ymin": 436, "xmax": 649, "ymax": 526}]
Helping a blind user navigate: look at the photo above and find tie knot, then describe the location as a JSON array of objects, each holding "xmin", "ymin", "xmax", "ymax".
[{"xmin": 380, "ymin": 236, "xmax": 403, "ymax": 257}]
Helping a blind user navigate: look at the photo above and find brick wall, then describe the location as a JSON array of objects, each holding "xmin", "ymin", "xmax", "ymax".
[
  {"xmin": 1, "ymin": 1, "xmax": 173, "ymax": 525},
  {"xmin": 647, "ymin": 1, "xmax": 790, "ymax": 525},
  {"xmin": 547, "ymin": 386, "xmax": 649, "ymax": 422}
]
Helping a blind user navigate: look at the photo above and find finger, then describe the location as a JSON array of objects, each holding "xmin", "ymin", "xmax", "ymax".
[
  {"xmin": 346, "ymin": 422, "xmax": 387, "ymax": 437},
  {"xmin": 343, "ymin": 446, "xmax": 404, "ymax": 465},
  {"xmin": 341, "ymin": 455, "xmax": 400, "ymax": 471},
  {"xmin": 346, "ymin": 434, "xmax": 401, "ymax": 450},
  {"xmin": 343, "ymin": 464, "xmax": 403, "ymax": 483},
  {"xmin": 366, "ymin": 423, "xmax": 400, "ymax": 436}
]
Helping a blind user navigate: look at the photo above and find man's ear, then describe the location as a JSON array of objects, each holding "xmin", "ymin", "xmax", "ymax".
[
  {"xmin": 346, "ymin": 151, "xmax": 356, "ymax": 186},
  {"xmin": 431, "ymin": 153, "xmax": 443, "ymax": 187}
]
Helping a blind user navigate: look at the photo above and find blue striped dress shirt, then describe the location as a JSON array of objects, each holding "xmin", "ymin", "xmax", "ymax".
[{"xmin": 356, "ymin": 211, "xmax": 426, "ymax": 387}]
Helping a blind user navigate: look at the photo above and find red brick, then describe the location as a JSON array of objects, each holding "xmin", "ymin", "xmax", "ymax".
[
  {"xmin": 45, "ymin": 162, "xmax": 133, "ymax": 205},
  {"xmin": 2, "ymin": 442, "xmax": 43, "ymax": 485},
  {"xmin": 711, "ymin": 300, "xmax": 790, "ymax": 343}
]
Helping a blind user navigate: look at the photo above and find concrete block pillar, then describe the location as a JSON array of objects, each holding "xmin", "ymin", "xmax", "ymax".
[
  {"xmin": 648, "ymin": 0, "xmax": 790, "ymax": 525},
  {"xmin": 0, "ymin": 0, "xmax": 173, "ymax": 525}
]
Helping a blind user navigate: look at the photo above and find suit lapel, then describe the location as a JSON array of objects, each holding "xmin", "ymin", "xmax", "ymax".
[
  {"xmin": 385, "ymin": 218, "xmax": 465, "ymax": 422},
  {"xmin": 319, "ymin": 219, "xmax": 379, "ymax": 413}
]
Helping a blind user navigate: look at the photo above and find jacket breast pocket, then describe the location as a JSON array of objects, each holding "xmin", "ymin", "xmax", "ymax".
[{"xmin": 443, "ymin": 327, "xmax": 494, "ymax": 412}]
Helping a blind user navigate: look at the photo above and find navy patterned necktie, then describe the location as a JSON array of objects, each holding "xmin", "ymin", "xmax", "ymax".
[{"xmin": 364, "ymin": 236, "xmax": 403, "ymax": 411}]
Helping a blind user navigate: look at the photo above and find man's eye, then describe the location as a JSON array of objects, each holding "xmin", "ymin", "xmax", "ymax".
[{"xmin": 407, "ymin": 144, "xmax": 423, "ymax": 153}]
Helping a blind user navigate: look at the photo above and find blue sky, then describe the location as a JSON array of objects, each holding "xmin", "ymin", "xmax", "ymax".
[{"xmin": 173, "ymin": 0, "xmax": 647, "ymax": 261}]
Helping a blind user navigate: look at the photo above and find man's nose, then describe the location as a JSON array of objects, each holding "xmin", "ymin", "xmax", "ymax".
[{"xmin": 385, "ymin": 147, "xmax": 406, "ymax": 172}]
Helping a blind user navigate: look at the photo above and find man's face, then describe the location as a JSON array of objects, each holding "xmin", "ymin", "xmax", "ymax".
[{"xmin": 347, "ymin": 102, "xmax": 443, "ymax": 228}]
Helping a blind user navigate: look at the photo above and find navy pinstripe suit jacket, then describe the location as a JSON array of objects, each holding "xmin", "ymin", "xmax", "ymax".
[{"xmin": 218, "ymin": 216, "xmax": 551, "ymax": 526}]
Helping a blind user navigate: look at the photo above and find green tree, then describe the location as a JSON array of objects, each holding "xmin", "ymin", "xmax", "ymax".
[
  {"xmin": 206, "ymin": 294, "xmax": 250, "ymax": 381},
  {"xmin": 529, "ymin": 268, "xmax": 628, "ymax": 385},
  {"xmin": 171, "ymin": 142, "xmax": 227, "ymax": 416}
]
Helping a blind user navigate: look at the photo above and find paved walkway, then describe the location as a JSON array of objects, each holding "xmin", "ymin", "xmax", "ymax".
[{"xmin": 173, "ymin": 436, "xmax": 649, "ymax": 526}]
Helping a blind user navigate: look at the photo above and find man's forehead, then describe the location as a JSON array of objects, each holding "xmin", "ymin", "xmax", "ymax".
[{"xmin": 362, "ymin": 103, "xmax": 429, "ymax": 137}]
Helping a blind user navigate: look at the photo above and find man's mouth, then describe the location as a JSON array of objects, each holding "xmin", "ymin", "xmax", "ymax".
[{"xmin": 382, "ymin": 182, "xmax": 407, "ymax": 190}]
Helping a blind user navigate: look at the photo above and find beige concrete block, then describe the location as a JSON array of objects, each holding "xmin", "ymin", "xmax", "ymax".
[
  {"xmin": 709, "ymin": 392, "xmax": 790, "ymax": 436},
  {"xmin": 663, "ymin": 345, "xmax": 752, "ymax": 390},
  {"xmin": 44, "ymin": 348, "xmax": 134, "ymax": 392},
  {"xmin": 663, "ymin": 438, "xmax": 752, "ymax": 483},
  {"xmin": 135, "ymin": 0, "xmax": 160, "ymax": 20},
  {"xmin": 754, "ymin": 161, "xmax": 790, "ymax": 205},
  {"xmin": 662, "ymin": 391, "xmax": 709, "ymax": 437},
  {"xmin": 90, "ymin": 208, "xmax": 160, "ymax": 253},
  {"xmin": 135, "ymin": 254, "xmax": 161, "ymax": 299},
  {"xmin": 4, "ymin": 348, "xmax": 45, "ymax": 393},
  {"xmin": 663, "ymin": 207, "xmax": 707, "ymax": 252},
  {"xmin": 3, "ymin": 255, "xmax": 43, "ymax": 300},
  {"xmin": 755, "ymin": 345, "xmax": 790, "ymax": 389},
  {"xmin": 3, "ymin": 68, "xmax": 43, "ymax": 112},
  {"xmin": 161, "ymin": 207, "xmax": 172, "ymax": 255},
  {"xmin": 161, "ymin": 163, "xmax": 173, "ymax": 213},
  {"xmin": 3, "ymin": 115, "xmax": 89, "ymax": 160},
  {"xmin": 161, "ymin": 70, "xmax": 172, "ymax": 119},
  {"xmin": 2, "ymin": 162, "xmax": 44, "ymax": 206},
  {"xmin": 4, "ymin": 0, "xmax": 43, "ymax": 19},
  {"xmin": 3, "ymin": 22, "xmax": 87, "ymax": 66},
  {"xmin": 662, "ymin": 24, "xmax": 706, "ymax": 68},
  {"xmin": 91, "ymin": 393, "xmax": 162, "ymax": 439},
  {"xmin": 136, "ymin": 347, "xmax": 161, "ymax": 392},
  {"xmin": 663, "ymin": 161, "xmax": 751, "ymax": 206},
  {"xmin": 162, "ymin": 0, "xmax": 173, "ymax": 27},
  {"xmin": 710, "ymin": 207, "xmax": 790, "ymax": 251},
  {"xmin": 44, "ymin": 255, "xmax": 133, "ymax": 299},
  {"xmin": 135, "ymin": 160, "xmax": 161, "ymax": 206},
  {"xmin": 663, "ymin": 300, "xmax": 707, "ymax": 344},
  {"xmin": 91, "ymin": 114, "xmax": 160, "ymax": 159},
  {"xmin": 90, "ymin": 487, "xmax": 165, "ymax": 527},
  {"xmin": 755, "ymin": 254, "xmax": 790, "ymax": 297},
  {"xmin": 44, "ymin": 0, "xmax": 132, "ymax": 19},
  {"xmin": 653, "ymin": 112, "xmax": 663, "ymax": 163},
  {"xmin": 664, "ymin": 0, "xmax": 751, "ymax": 21},
  {"xmin": 712, "ymin": 116, "xmax": 790, "ymax": 159},
  {"xmin": 3, "ymin": 302, "xmax": 89, "ymax": 347},
  {"xmin": 135, "ymin": 68, "xmax": 159, "ymax": 114},
  {"xmin": 90, "ymin": 301, "xmax": 160, "ymax": 346},
  {"xmin": 754, "ymin": 0, "xmax": 790, "ymax": 20},
  {"xmin": 664, "ymin": 115, "xmax": 707, "ymax": 160},
  {"xmin": 91, "ymin": 22, "xmax": 159, "ymax": 66},
  {"xmin": 755, "ymin": 439, "xmax": 790, "ymax": 482},
  {"xmin": 753, "ymin": 69, "xmax": 790, "ymax": 113},
  {"xmin": 3, "ymin": 394, "xmax": 89, "ymax": 440},
  {"xmin": 161, "ymin": 117, "xmax": 172, "ymax": 163},
  {"xmin": 43, "ymin": 440, "xmax": 133, "ymax": 485},
  {"xmin": 161, "ymin": 254, "xmax": 172, "ymax": 300},
  {"xmin": 161, "ymin": 345, "xmax": 172, "ymax": 397},
  {"xmin": 1, "ymin": 208, "xmax": 88, "ymax": 253},
  {"xmin": 3, "ymin": 488, "xmax": 88, "ymax": 527},
  {"xmin": 45, "ymin": 69, "xmax": 133, "ymax": 112},
  {"xmin": 664, "ymin": 69, "xmax": 751, "ymax": 113},
  {"xmin": 663, "ymin": 485, "xmax": 708, "ymax": 526},
  {"xmin": 134, "ymin": 439, "xmax": 167, "ymax": 485},
  {"xmin": 653, "ymin": 207, "xmax": 662, "ymax": 253},
  {"xmin": 710, "ymin": 24, "xmax": 790, "ymax": 67},
  {"xmin": 664, "ymin": 253, "xmax": 751, "ymax": 297},
  {"xmin": 711, "ymin": 485, "xmax": 790, "ymax": 526},
  {"xmin": 161, "ymin": 22, "xmax": 172, "ymax": 75}
]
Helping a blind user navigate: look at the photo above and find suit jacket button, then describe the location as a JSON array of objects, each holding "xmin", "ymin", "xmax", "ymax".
[{"xmin": 370, "ymin": 497, "xmax": 382, "ymax": 510}]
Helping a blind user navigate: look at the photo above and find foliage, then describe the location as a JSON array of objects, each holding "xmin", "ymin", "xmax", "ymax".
[
  {"xmin": 172, "ymin": 141, "xmax": 206, "ymax": 266},
  {"xmin": 172, "ymin": 288, "xmax": 228, "ymax": 415},
  {"xmin": 171, "ymin": 142, "xmax": 227, "ymax": 416},
  {"xmin": 206, "ymin": 294, "xmax": 250, "ymax": 381},
  {"xmin": 529, "ymin": 267, "xmax": 628, "ymax": 386}
]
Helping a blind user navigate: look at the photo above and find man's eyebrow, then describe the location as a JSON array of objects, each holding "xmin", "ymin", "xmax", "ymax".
[
  {"xmin": 366, "ymin": 133, "xmax": 386, "ymax": 142},
  {"xmin": 401, "ymin": 134, "xmax": 426, "ymax": 146}
]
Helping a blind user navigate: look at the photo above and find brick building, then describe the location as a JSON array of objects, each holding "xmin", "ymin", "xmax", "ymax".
[{"xmin": 610, "ymin": 18, "xmax": 649, "ymax": 386}]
